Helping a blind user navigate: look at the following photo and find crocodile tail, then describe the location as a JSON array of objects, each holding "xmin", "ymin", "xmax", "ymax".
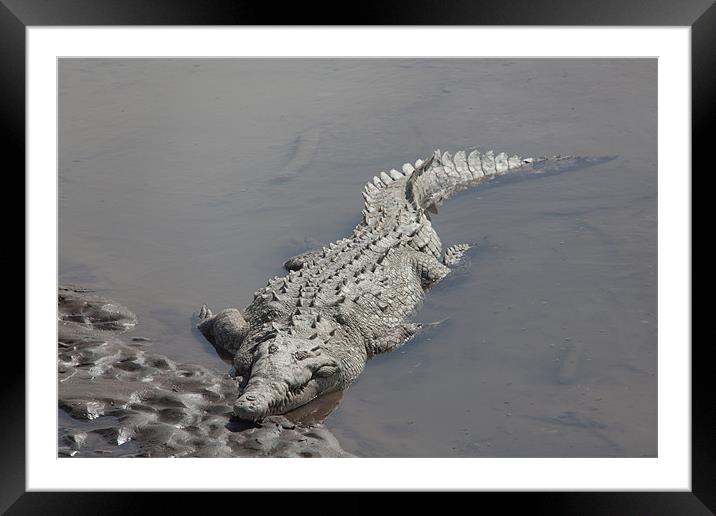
[
  {"xmin": 405, "ymin": 149, "xmax": 613, "ymax": 213},
  {"xmin": 360, "ymin": 164, "xmax": 419, "ymax": 226}
]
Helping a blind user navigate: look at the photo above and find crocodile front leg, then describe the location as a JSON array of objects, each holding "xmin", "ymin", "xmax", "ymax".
[{"xmin": 196, "ymin": 305, "xmax": 249, "ymax": 354}]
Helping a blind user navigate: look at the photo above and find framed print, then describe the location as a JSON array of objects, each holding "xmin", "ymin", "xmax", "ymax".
[{"xmin": 7, "ymin": 0, "xmax": 710, "ymax": 512}]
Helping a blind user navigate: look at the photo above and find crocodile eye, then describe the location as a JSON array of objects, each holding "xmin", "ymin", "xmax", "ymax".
[
  {"xmin": 268, "ymin": 344, "xmax": 278, "ymax": 354},
  {"xmin": 313, "ymin": 365, "xmax": 338, "ymax": 378}
]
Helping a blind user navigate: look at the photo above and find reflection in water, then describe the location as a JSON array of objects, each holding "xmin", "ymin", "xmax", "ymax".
[{"xmin": 283, "ymin": 390, "xmax": 345, "ymax": 426}]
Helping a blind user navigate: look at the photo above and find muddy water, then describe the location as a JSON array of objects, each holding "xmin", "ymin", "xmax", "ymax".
[{"xmin": 59, "ymin": 58, "xmax": 657, "ymax": 457}]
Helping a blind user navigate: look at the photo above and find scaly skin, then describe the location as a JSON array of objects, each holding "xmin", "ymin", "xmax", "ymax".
[{"xmin": 197, "ymin": 148, "xmax": 612, "ymax": 421}]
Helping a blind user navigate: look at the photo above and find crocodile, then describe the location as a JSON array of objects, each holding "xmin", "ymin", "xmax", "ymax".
[{"xmin": 197, "ymin": 148, "xmax": 612, "ymax": 421}]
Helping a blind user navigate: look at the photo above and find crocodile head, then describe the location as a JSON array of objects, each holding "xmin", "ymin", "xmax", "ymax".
[{"xmin": 233, "ymin": 332, "xmax": 346, "ymax": 421}]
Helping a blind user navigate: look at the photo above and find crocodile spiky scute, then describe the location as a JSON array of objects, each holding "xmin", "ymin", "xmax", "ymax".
[{"xmin": 197, "ymin": 148, "xmax": 602, "ymax": 421}]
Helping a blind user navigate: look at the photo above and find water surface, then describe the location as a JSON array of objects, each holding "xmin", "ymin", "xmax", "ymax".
[{"xmin": 59, "ymin": 58, "xmax": 657, "ymax": 457}]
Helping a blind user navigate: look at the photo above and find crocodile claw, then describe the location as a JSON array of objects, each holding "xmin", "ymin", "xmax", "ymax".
[{"xmin": 197, "ymin": 304, "xmax": 213, "ymax": 321}]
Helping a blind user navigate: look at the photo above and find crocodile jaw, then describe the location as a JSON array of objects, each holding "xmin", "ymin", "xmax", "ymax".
[{"xmin": 234, "ymin": 378, "xmax": 323, "ymax": 421}]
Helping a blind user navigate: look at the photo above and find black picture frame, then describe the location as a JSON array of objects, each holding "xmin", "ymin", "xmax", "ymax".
[{"xmin": 6, "ymin": 0, "xmax": 709, "ymax": 513}]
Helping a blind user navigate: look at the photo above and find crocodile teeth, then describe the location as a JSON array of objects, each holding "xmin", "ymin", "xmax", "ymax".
[
  {"xmin": 372, "ymin": 176, "xmax": 384, "ymax": 188},
  {"xmin": 389, "ymin": 169, "xmax": 403, "ymax": 180},
  {"xmin": 402, "ymin": 163, "xmax": 415, "ymax": 176}
]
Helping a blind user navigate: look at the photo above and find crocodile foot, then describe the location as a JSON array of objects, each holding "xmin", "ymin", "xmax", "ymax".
[
  {"xmin": 197, "ymin": 304, "xmax": 213, "ymax": 322},
  {"xmin": 443, "ymin": 243, "xmax": 471, "ymax": 267}
]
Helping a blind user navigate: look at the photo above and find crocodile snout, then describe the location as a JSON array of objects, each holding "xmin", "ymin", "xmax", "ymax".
[{"xmin": 234, "ymin": 392, "xmax": 272, "ymax": 421}]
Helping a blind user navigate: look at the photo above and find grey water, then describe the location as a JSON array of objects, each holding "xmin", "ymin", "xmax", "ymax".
[{"xmin": 59, "ymin": 58, "xmax": 657, "ymax": 457}]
